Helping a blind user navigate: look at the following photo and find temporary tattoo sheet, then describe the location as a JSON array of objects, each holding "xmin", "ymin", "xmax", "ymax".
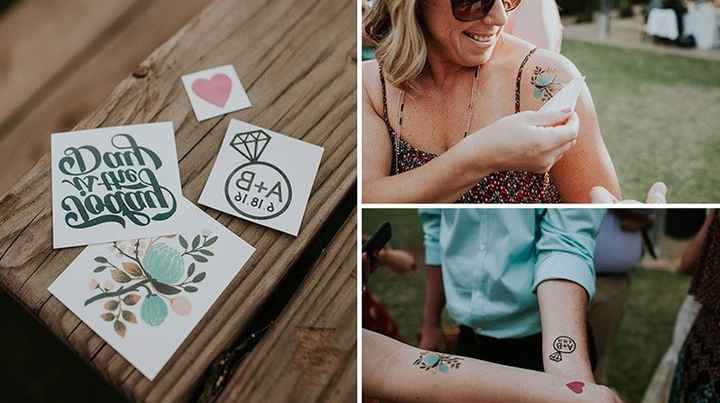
[
  {"xmin": 539, "ymin": 76, "xmax": 586, "ymax": 113},
  {"xmin": 199, "ymin": 119, "xmax": 324, "ymax": 236},
  {"xmin": 48, "ymin": 200, "xmax": 255, "ymax": 380},
  {"xmin": 181, "ymin": 65, "xmax": 252, "ymax": 121},
  {"xmin": 51, "ymin": 122, "xmax": 185, "ymax": 249}
]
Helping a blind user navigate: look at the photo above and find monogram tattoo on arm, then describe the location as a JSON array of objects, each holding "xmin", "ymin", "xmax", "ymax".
[
  {"xmin": 548, "ymin": 336, "xmax": 576, "ymax": 362},
  {"xmin": 412, "ymin": 351, "xmax": 463, "ymax": 374},
  {"xmin": 531, "ymin": 66, "xmax": 563, "ymax": 101}
]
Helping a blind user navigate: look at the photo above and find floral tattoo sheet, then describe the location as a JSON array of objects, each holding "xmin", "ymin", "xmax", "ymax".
[{"xmin": 48, "ymin": 199, "xmax": 255, "ymax": 380}]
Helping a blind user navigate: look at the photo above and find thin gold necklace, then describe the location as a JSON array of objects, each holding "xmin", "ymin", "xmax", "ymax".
[{"xmin": 395, "ymin": 66, "xmax": 480, "ymax": 174}]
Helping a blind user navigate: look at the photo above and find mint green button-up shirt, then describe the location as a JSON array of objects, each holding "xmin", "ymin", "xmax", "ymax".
[{"xmin": 419, "ymin": 209, "xmax": 605, "ymax": 339}]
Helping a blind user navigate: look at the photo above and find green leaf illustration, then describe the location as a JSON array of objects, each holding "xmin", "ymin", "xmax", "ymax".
[
  {"xmin": 179, "ymin": 235, "xmax": 188, "ymax": 250},
  {"xmin": 192, "ymin": 273, "xmax": 206, "ymax": 283},
  {"xmin": 152, "ymin": 280, "xmax": 181, "ymax": 295},
  {"xmin": 104, "ymin": 300, "xmax": 119, "ymax": 311},
  {"xmin": 187, "ymin": 263, "xmax": 196, "ymax": 277},
  {"xmin": 191, "ymin": 254, "xmax": 208, "ymax": 263},
  {"xmin": 94, "ymin": 266, "xmax": 106, "ymax": 273},
  {"xmin": 94, "ymin": 256, "xmax": 109, "ymax": 264},
  {"xmin": 101, "ymin": 313, "xmax": 115, "ymax": 321},
  {"xmin": 204, "ymin": 236, "xmax": 218, "ymax": 247},
  {"xmin": 183, "ymin": 286, "xmax": 198, "ymax": 293},
  {"xmin": 198, "ymin": 249, "xmax": 214, "ymax": 256},
  {"xmin": 192, "ymin": 235, "xmax": 201, "ymax": 249}
]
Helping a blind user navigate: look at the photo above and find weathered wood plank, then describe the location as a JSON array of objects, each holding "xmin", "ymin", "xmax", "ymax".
[
  {"xmin": 0, "ymin": 0, "xmax": 356, "ymax": 401},
  {"xmin": 0, "ymin": 0, "xmax": 137, "ymax": 125},
  {"xmin": 0, "ymin": 0, "xmax": 211, "ymax": 196},
  {"xmin": 218, "ymin": 210, "xmax": 357, "ymax": 403}
]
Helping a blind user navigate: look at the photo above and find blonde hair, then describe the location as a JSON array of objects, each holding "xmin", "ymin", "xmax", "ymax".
[{"xmin": 364, "ymin": 0, "xmax": 427, "ymax": 90}]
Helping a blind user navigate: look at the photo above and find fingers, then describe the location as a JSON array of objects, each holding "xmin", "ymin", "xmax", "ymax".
[
  {"xmin": 645, "ymin": 182, "xmax": 667, "ymax": 203},
  {"xmin": 523, "ymin": 109, "xmax": 574, "ymax": 127},
  {"xmin": 591, "ymin": 182, "xmax": 667, "ymax": 204},
  {"xmin": 540, "ymin": 112, "xmax": 580, "ymax": 148},
  {"xmin": 590, "ymin": 186, "xmax": 619, "ymax": 203}
]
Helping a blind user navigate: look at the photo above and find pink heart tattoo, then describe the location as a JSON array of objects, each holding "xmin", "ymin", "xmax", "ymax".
[
  {"xmin": 566, "ymin": 381, "xmax": 585, "ymax": 394},
  {"xmin": 192, "ymin": 73, "xmax": 232, "ymax": 107}
]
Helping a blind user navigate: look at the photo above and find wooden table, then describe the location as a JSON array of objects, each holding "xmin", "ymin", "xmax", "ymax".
[{"xmin": 0, "ymin": 0, "xmax": 357, "ymax": 402}]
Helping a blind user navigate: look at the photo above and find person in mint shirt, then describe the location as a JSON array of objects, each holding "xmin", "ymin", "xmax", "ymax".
[{"xmin": 418, "ymin": 208, "xmax": 605, "ymax": 384}]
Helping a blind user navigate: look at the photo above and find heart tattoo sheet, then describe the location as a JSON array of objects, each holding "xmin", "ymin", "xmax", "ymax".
[
  {"xmin": 48, "ymin": 200, "xmax": 255, "ymax": 380},
  {"xmin": 51, "ymin": 122, "xmax": 185, "ymax": 249},
  {"xmin": 199, "ymin": 119, "xmax": 324, "ymax": 236},
  {"xmin": 181, "ymin": 65, "xmax": 252, "ymax": 121}
]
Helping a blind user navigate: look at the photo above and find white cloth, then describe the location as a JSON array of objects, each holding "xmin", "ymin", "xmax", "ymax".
[
  {"xmin": 684, "ymin": 4, "xmax": 720, "ymax": 49},
  {"xmin": 640, "ymin": 295, "xmax": 702, "ymax": 403},
  {"xmin": 647, "ymin": 8, "xmax": 681, "ymax": 40}
]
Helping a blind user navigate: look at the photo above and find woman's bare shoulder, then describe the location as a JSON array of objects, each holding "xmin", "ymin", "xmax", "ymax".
[
  {"xmin": 518, "ymin": 47, "xmax": 584, "ymax": 111},
  {"xmin": 362, "ymin": 59, "xmax": 384, "ymax": 116}
]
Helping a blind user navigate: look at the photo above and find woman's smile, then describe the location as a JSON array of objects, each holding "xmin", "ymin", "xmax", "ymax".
[{"xmin": 462, "ymin": 30, "xmax": 497, "ymax": 48}]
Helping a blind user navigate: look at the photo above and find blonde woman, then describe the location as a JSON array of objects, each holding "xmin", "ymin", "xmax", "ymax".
[{"xmin": 362, "ymin": 0, "xmax": 621, "ymax": 203}]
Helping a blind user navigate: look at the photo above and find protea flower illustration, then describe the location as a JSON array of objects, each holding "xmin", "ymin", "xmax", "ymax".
[{"xmin": 84, "ymin": 233, "xmax": 216, "ymax": 338}]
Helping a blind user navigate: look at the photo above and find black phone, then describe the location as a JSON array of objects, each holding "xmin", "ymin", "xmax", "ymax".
[{"xmin": 362, "ymin": 222, "xmax": 392, "ymax": 291}]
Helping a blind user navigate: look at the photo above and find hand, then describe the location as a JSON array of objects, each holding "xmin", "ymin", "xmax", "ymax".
[
  {"xmin": 377, "ymin": 247, "xmax": 417, "ymax": 274},
  {"xmin": 418, "ymin": 322, "xmax": 445, "ymax": 351},
  {"xmin": 590, "ymin": 182, "xmax": 667, "ymax": 203},
  {"xmin": 460, "ymin": 109, "xmax": 579, "ymax": 174}
]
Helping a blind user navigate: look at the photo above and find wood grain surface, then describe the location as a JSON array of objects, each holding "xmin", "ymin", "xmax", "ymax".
[
  {"xmin": 0, "ymin": 0, "xmax": 356, "ymax": 401},
  {"xmin": 0, "ymin": 0, "xmax": 211, "ymax": 196},
  {"xmin": 219, "ymin": 210, "xmax": 357, "ymax": 403}
]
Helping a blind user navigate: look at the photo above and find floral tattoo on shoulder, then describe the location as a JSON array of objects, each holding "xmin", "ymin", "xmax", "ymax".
[
  {"xmin": 412, "ymin": 351, "xmax": 463, "ymax": 374},
  {"xmin": 531, "ymin": 66, "xmax": 563, "ymax": 101},
  {"xmin": 85, "ymin": 233, "xmax": 217, "ymax": 338}
]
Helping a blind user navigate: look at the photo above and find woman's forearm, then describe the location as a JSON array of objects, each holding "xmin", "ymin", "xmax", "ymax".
[
  {"xmin": 363, "ymin": 329, "xmax": 619, "ymax": 403},
  {"xmin": 362, "ymin": 140, "xmax": 492, "ymax": 203}
]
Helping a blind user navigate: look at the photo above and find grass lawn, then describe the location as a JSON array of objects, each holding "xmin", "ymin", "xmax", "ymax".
[
  {"xmin": 562, "ymin": 40, "xmax": 720, "ymax": 202},
  {"xmin": 363, "ymin": 209, "xmax": 691, "ymax": 403}
]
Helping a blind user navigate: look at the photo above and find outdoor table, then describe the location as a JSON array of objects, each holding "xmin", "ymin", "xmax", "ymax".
[
  {"xmin": 647, "ymin": 5, "xmax": 720, "ymax": 48},
  {"xmin": 647, "ymin": 8, "xmax": 681, "ymax": 40},
  {"xmin": 684, "ymin": 3, "xmax": 720, "ymax": 49},
  {"xmin": 0, "ymin": 0, "xmax": 357, "ymax": 402}
]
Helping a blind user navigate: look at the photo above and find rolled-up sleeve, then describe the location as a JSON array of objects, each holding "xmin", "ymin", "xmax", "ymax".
[
  {"xmin": 418, "ymin": 209, "xmax": 442, "ymax": 266},
  {"xmin": 533, "ymin": 209, "xmax": 606, "ymax": 300}
]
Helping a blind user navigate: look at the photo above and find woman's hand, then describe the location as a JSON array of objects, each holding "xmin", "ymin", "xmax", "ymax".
[
  {"xmin": 460, "ymin": 109, "xmax": 580, "ymax": 175},
  {"xmin": 590, "ymin": 182, "xmax": 667, "ymax": 203}
]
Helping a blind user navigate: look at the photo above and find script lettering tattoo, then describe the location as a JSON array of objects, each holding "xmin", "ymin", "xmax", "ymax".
[
  {"xmin": 58, "ymin": 133, "xmax": 177, "ymax": 229},
  {"xmin": 412, "ymin": 351, "xmax": 463, "ymax": 374},
  {"xmin": 549, "ymin": 336, "xmax": 577, "ymax": 362},
  {"xmin": 531, "ymin": 66, "xmax": 562, "ymax": 101}
]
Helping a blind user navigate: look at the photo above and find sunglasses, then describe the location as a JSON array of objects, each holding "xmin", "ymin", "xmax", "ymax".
[{"xmin": 450, "ymin": 0, "xmax": 522, "ymax": 21}]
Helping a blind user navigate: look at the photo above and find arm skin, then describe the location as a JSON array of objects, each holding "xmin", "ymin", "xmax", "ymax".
[
  {"xmin": 419, "ymin": 266, "xmax": 446, "ymax": 350},
  {"xmin": 679, "ymin": 210, "xmax": 716, "ymax": 275},
  {"xmin": 363, "ymin": 329, "xmax": 623, "ymax": 403},
  {"xmin": 537, "ymin": 280, "xmax": 595, "ymax": 382},
  {"xmin": 361, "ymin": 61, "xmax": 495, "ymax": 203},
  {"xmin": 521, "ymin": 48, "xmax": 622, "ymax": 203}
]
